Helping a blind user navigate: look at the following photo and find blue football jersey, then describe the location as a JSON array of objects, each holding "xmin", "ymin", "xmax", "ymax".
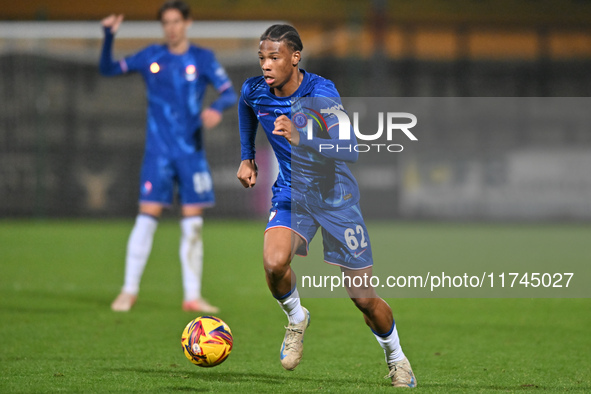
[
  {"xmin": 100, "ymin": 29, "xmax": 236, "ymax": 158},
  {"xmin": 239, "ymin": 70, "xmax": 360, "ymax": 210}
]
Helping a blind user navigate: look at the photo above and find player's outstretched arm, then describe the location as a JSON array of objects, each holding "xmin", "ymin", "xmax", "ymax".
[{"xmin": 237, "ymin": 159, "xmax": 258, "ymax": 188}]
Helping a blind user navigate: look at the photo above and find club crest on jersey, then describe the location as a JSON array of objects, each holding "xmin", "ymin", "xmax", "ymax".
[
  {"xmin": 294, "ymin": 107, "xmax": 331, "ymax": 139},
  {"xmin": 292, "ymin": 112, "xmax": 308, "ymax": 128},
  {"xmin": 185, "ymin": 64, "xmax": 197, "ymax": 81}
]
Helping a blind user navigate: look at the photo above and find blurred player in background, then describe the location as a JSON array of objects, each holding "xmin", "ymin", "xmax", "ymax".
[
  {"xmin": 236, "ymin": 25, "xmax": 416, "ymax": 387},
  {"xmin": 100, "ymin": 0, "xmax": 237, "ymax": 312}
]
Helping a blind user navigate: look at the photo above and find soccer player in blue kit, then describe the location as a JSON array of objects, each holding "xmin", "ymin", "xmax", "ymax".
[
  {"xmin": 100, "ymin": 1, "xmax": 237, "ymax": 313},
  {"xmin": 236, "ymin": 25, "xmax": 416, "ymax": 387}
]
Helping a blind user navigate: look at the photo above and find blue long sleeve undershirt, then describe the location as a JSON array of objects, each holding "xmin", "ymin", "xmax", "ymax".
[
  {"xmin": 99, "ymin": 27, "xmax": 120, "ymax": 76},
  {"xmin": 238, "ymin": 97, "xmax": 258, "ymax": 161}
]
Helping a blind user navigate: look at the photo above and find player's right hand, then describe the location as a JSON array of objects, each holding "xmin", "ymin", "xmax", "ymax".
[
  {"xmin": 101, "ymin": 14, "xmax": 124, "ymax": 34},
  {"xmin": 237, "ymin": 159, "xmax": 258, "ymax": 188}
]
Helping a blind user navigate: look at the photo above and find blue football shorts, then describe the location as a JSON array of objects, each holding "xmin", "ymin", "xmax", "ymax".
[
  {"xmin": 265, "ymin": 200, "xmax": 373, "ymax": 270},
  {"xmin": 138, "ymin": 151, "xmax": 215, "ymax": 207}
]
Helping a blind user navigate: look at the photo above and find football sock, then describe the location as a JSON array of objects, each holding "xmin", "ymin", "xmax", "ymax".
[
  {"xmin": 122, "ymin": 214, "xmax": 158, "ymax": 295},
  {"xmin": 275, "ymin": 286, "xmax": 306, "ymax": 324},
  {"xmin": 180, "ymin": 216, "xmax": 204, "ymax": 302},
  {"xmin": 372, "ymin": 321, "xmax": 406, "ymax": 363}
]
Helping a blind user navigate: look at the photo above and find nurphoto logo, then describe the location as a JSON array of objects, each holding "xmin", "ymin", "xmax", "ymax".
[{"xmin": 295, "ymin": 106, "xmax": 418, "ymax": 153}]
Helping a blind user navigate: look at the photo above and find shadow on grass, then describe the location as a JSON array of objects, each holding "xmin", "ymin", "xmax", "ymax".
[
  {"xmin": 1, "ymin": 288, "xmax": 172, "ymax": 313},
  {"xmin": 422, "ymin": 382, "xmax": 591, "ymax": 392},
  {"xmin": 104, "ymin": 367, "xmax": 371, "ymax": 387},
  {"xmin": 1, "ymin": 289, "xmax": 109, "ymax": 312},
  {"xmin": 103, "ymin": 366, "xmax": 591, "ymax": 391}
]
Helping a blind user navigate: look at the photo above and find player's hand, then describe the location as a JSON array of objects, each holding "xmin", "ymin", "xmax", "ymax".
[
  {"xmin": 102, "ymin": 14, "xmax": 124, "ymax": 34},
  {"xmin": 237, "ymin": 159, "xmax": 258, "ymax": 188},
  {"xmin": 272, "ymin": 115, "xmax": 299, "ymax": 146},
  {"xmin": 201, "ymin": 108, "xmax": 223, "ymax": 130}
]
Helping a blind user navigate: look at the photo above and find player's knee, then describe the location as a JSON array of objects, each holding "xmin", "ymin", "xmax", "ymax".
[{"xmin": 263, "ymin": 249, "xmax": 291, "ymax": 277}]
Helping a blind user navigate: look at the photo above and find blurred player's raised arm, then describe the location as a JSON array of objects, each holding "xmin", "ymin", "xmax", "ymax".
[{"xmin": 99, "ymin": 14, "xmax": 125, "ymax": 76}]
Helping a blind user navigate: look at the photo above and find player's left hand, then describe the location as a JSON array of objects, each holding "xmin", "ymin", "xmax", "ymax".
[
  {"xmin": 101, "ymin": 14, "xmax": 124, "ymax": 34},
  {"xmin": 201, "ymin": 108, "xmax": 222, "ymax": 129},
  {"xmin": 272, "ymin": 115, "xmax": 299, "ymax": 146}
]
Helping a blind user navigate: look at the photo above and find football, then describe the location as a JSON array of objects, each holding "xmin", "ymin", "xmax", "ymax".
[{"xmin": 181, "ymin": 316, "xmax": 233, "ymax": 367}]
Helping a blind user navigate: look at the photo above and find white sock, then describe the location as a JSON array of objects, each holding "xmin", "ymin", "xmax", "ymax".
[
  {"xmin": 276, "ymin": 287, "xmax": 306, "ymax": 324},
  {"xmin": 122, "ymin": 214, "xmax": 158, "ymax": 295},
  {"xmin": 373, "ymin": 322, "xmax": 406, "ymax": 363},
  {"xmin": 180, "ymin": 216, "xmax": 204, "ymax": 302}
]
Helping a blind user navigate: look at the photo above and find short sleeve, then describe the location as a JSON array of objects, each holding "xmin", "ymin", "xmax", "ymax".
[{"xmin": 121, "ymin": 46, "xmax": 153, "ymax": 74}]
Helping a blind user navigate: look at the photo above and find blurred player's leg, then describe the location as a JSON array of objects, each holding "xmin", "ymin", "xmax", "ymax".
[
  {"xmin": 111, "ymin": 213, "xmax": 158, "ymax": 311},
  {"xmin": 180, "ymin": 215, "xmax": 219, "ymax": 313}
]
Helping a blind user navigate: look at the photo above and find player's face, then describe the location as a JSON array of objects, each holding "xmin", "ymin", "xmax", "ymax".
[
  {"xmin": 161, "ymin": 9, "xmax": 190, "ymax": 48},
  {"xmin": 258, "ymin": 40, "xmax": 299, "ymax": 92}
]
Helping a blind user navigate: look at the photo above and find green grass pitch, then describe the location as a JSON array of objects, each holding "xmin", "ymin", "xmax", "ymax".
[{"xmin": 1, "ymin": 219, "xmax": 590, "ymax": 392}]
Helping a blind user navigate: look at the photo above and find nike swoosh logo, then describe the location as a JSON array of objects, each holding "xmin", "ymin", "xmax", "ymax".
[
  {"xmin": 257, "ymin": 110, "xmax": 269, "ymax": 117},
  {"xmin": 352, "ymin": 248, "xmax": 367, "ymax": 258},
  {"xmin": 280, "ymin": 341, "xmax": 287, "ymax": 360}
]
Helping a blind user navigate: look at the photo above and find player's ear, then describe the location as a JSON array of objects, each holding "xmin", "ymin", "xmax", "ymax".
[{"xmin": 292, "ymin": 51, "xmax": 301, "ymax": 67}]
